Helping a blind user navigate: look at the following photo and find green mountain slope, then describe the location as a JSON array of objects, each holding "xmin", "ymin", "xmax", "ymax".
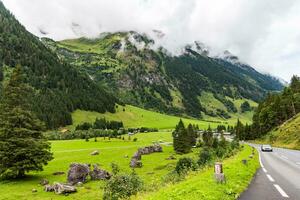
[
  {"xmin": 251, "ymin": 76, "xmax": 300, "ymax": 139},
  {"xmin": 0, "ymin": 2, "xmax": 116, "ymax": 129},
  {"xmin": 67, "ymin": 104, "xmax": 248, "ymax": 131},
  {"xmin": 42, "ymin": 32, "xmax": 282, "ymax": 120},
  {"xmin": 262, "ymin": 113, "xmax": 300, "ymax": 150}
]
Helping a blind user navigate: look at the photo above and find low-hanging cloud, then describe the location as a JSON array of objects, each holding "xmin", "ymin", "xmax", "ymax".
[{"xmin": 2, "ymin": 0, "xmax": 300, "ymax": 81}]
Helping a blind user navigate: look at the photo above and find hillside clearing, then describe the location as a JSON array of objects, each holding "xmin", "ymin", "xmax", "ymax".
[{"xmin": 67, "ymin": 104, "xmax": 254, "ymax": 131}]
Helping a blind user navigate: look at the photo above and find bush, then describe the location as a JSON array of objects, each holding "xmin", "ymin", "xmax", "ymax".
[
  {"xmin": 103, "ymin": 171, "xmax": 143, "ymax": 200},
  {"xmin": 215, "ymin": 146, "xmax": 227, "ymax": 158},
  {"xmin": 133, "ymin": 138, "xmax": 138, "ymax": 142},
  {"xmin": 175, "ymin": 157, "xmax": 197, "ymax": 175},
  {"xmin": 111, "ymin": 163, "xmax": 120, "ymax": 175},
  {"xmin": 198, "ymin": 148, "xmax": 212, "ymax": 166},
  {"xmin": 231, "ymin": 139, "xmax": 240, "ymax": 149},
  {"xmin": 163, "ymin": 170, "xmax": 185, "ymax": 184}
]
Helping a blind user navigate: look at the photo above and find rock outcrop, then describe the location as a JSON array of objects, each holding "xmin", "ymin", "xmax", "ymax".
[
  {"xmin": 67, "ymin": 163, "xmax": 90, "ymax": 185},
  {"xmin": 89, "ymin": 165, "xmax": 111, "ymax": 180}
]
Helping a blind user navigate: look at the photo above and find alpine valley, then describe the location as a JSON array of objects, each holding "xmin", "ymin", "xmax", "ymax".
[{"xmin": 42, "ymin": 31, "xmax": 283, "ymax": 124}]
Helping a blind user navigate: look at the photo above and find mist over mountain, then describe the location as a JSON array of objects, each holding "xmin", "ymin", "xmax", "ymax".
[
  {"xmin": 2, "ymin": 0, "xmax": 300, "ymax": 81},
  {"xmin": 42, "ymin": 31, "xmax": 284, "ymax": 119}
]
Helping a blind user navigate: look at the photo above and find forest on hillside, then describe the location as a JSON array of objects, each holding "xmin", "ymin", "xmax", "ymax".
[{"xmin": 0, "ymin": 2, "xmax": 117, "ymax": 129}]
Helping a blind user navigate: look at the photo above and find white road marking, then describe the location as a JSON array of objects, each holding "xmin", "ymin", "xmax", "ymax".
[
  {"xmin": 259, "ymin": 152, "xmax": 265, "ymax": 168},
  {"xmin": 281, "ymin": 155, "xmax": 289, "ymax": 160},
  {"xmin": 262, "ymin": 167, "xmax": 267, "ymax": 173},
  {"xmin": 266, "ymin": 174, "xmax": 275, "ymax": 182},
  {"xmin": 274, "ymin": 184, "xmax": 289, "ymax": 198}
]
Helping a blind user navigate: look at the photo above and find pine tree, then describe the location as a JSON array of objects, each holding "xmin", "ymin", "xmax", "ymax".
[
  {"xmin": 0, "ymin": 66, "xmax": 53, "ymax": 178},
  {"xmin": 202, "ymin": 125, "xmax": 213, "ymax": 147},
  {"xmin": 187, "ymin": 124, "xmax": 197, "ymax": 146},
  {"xmin": 172, "ymin": 119, "xmax": 191, "ymax": 154}
]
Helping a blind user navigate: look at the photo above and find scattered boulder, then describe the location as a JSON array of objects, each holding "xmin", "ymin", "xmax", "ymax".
[
  {"xmin": 67, "ymin": 163, "xmax": 90, "ymax": 185},
  {"xmin": 32, "ymin": 189, "xmax": 37, "ymax": 193},
  {"xmin": 132, "ymin": 151, "xmax": 142, "ymax": 160},
  {"xmin": 124, "ymin": 155, "xmax": 129, "ymax": 158},
  {"xmin": 53, "ymin": 182, "xmax": 77, "ymax": 194},
  {"xmin": 44, "ymin": 185, "xmax": 55, "ymax": 192},
  {"xmin": 40, "ymin": 179, "xmax": 49, "ymax": 186},
  {"xmin": 53, "ymin": 171, "xmax": 65, "ymax": 176},
  {"xmin": 89, "ymin": 164, "xmax": 111, "ymax": 180},
  {"xmin": 249, "ymin": 154, "xmax": 254, "ymax": 159},
  {"xmin": 129, "ymin": 144, "xmax": 163, "ymax": 168},
  {"xmin": 90, "ymin": 150, "xmax": 99, "ymax": 156},
  {"xmin": 138, "ymin": 144, "xmax": 163, "ymax": 155},
  {"xmin": 130, "ymin": 158, "xmax": 142, "ymax": 168}
]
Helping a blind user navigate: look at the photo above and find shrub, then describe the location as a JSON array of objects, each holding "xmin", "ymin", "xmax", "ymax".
[
  {"xmin": 163, "ymin": 170, "xmax": 185, "ymax": 184},
  {"xmin": 111, "ymin": 163, "xmax": 120, "ymax": 175},
  {"xmin": 215, "ymin": 146, "xmax": 227, "ymax": 158},
  {"xmin": 103, "ymin": 171, "xmax": 143, "ymax": 200},
  {"xmin": 198, "ymin": 148, "xmax": 212, "ymax": 166},
  {"xmin": 133, "ymin": 138, "xmax": 138, "ymax": 142},
  {"xmin": 231, "ymin": 139, "xmax": 240, "ymax": 149},
  {"xmin": 175, "ymin": 157, "xmax": 197, "ymax": 175}
]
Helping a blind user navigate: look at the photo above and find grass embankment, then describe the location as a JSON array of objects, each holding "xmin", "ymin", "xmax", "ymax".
[
  {"xmin": 0, "ymin": 132, "xmax": 197, "ymax": 200},
  {"xmin": 136, "ymin": 145, "xmax": 259, "ymax": 200},
  {"xmin": 68, "ymin": 105, "xmax": 229, "ymax": 130},
  {"xmin": 257, "ymin": 113, "xmax": 300, "ymax": 150}
]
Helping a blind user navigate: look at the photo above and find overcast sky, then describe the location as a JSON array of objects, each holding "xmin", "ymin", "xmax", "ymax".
[{"xmin": 2, "ymin": 0, "xmax": 300, "ymax": 81}]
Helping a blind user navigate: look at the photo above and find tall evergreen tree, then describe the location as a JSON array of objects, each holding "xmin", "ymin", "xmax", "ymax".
[
  {"xmin": 202, "ymin": 125, "xmax": 213, "ymax": 147},
  {"xmin": 187, "ymin": 124, "xmax": 197, "ymax": 146},
  {"xmin": 172, "ymin": 119, "xmax": 191, "ymax": 154},
  {"xmin": 0, "ymin": 66, "xmax": 53, "ymax": 178}
]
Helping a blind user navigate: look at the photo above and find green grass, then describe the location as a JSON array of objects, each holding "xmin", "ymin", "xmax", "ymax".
[
  {"xmin": 199, "ymin": 92, "xmax": 256, "ymax": 125},
  {"xmin": 136, "ymin": 145, "xmax": 259, "ymax": 200},
  {"xmin": 258, "ymin": 113, "xmax": 300, "ymax": 150},
  {"xmin": 0, "ymin": 132, "xmax": 199, "ymax": 200},
  {"xmin": 0, "ymin": 133, "xmax": 259, "ymax": 200},
  {"xmin": 68, "ymin": 105, "xmax": 230, "ymax": 131}
]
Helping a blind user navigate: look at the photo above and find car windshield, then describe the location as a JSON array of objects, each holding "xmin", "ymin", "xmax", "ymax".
[{"xmin": 263, "ymin": 145, "xmax": 271, "ymax": 148}]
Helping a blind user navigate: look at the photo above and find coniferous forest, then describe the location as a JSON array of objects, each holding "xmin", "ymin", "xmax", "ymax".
[{"xmin": 0, "ymin": 2, "xmax": 117, "ymax": 129}]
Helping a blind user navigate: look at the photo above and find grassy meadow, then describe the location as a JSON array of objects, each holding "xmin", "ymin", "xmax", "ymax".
[
  {"xmin": 0, "ymin": 132, "xmax": 195, "ymax": 200},
  {"xmin": 0, "ymin": 131, "xmax": 259, "ymax": 200},
  {"xmin": 67, "ymin": 104, "xmax": 254, "ymax": 131}
]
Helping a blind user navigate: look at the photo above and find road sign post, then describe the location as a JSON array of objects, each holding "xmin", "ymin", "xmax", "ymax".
[{"xmin": 214, "ymin": 162, "xmax": 226, "ymax": 183}]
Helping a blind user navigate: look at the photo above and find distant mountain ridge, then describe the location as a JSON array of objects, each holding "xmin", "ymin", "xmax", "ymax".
[{"xmin": 42, "ymin": 31, "xmax": 283, "ymax": 119}]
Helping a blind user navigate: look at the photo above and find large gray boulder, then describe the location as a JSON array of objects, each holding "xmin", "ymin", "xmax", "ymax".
[
  {"xmin": 130, "ymin": 158, "xmax": 142, "ymax": 168},
  {"xmin": 89, "ymin": 165, "xmax": 111, "ymax": 180},
  {"xmin": 53, "ymin": 182, "xmax": 77, "ymax": 194},
  {"xmin": 132, "ymin": 151, "xmax": 142, "ymax": 160},
  {"xmin": 153, "ymin": 144, "xmax": 163, "ymax": 152},
  {"xmin": 67, "ymin": 163, "xmax": 90, "ymax": 185}
]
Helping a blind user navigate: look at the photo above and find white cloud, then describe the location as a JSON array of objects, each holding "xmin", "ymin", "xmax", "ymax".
[{"xmin": 2, "ymin": 0, "xmax": 300, "ymax": 81}]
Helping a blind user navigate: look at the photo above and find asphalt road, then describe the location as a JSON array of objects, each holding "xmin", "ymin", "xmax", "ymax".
[{"xmin": 239, "ymin": 144, "xmax": 300, "ymax": 200}]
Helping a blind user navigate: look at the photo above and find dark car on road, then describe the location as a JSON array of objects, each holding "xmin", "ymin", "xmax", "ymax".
[{"xmin": 261, "ymin": 144, "xmax": 273, "ymax": 152}]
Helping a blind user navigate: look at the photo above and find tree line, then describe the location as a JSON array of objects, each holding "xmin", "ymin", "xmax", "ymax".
[{"xmin": 234, "ymin": 75, "xmax": 300, "ymax": 140}]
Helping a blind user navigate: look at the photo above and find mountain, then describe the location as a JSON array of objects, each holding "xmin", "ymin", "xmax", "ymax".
[
  {"xmin": 0, "ymin": 2, "xmax": 117, "ymax": 129},
  {"xmin": 42, "ymin": 31, "xmax": 283, "ymax": 119}
]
